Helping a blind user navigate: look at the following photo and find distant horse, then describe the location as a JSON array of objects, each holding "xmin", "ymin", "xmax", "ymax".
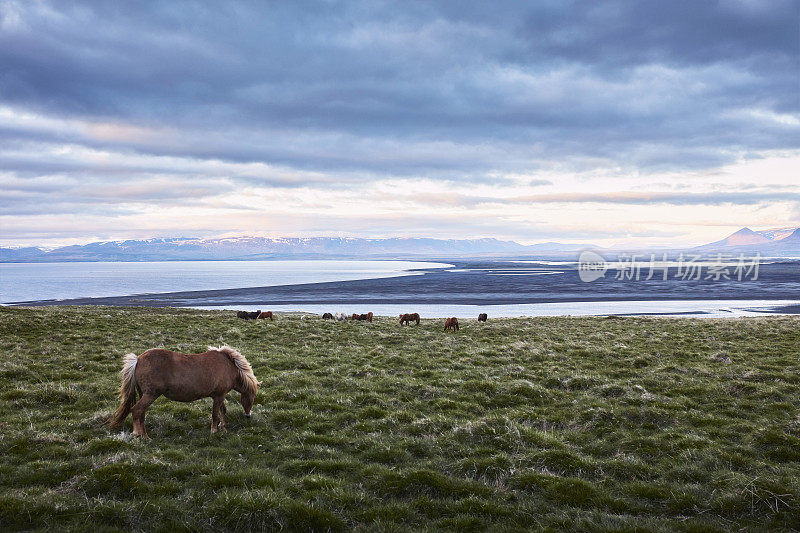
[
  {"xmin": 478, "ymin": 313, "xmax": 488, "ymax": 322},
  {"xmin": 335, "ymin": 312, "xmax": 348, "ymax": 321},
  {"xmin": 237, "ymin": 310, "xmax": 261, "ymax": 320},
  {"xmin": 351, "ymin": 313, "xmax": 360, "ymax": 321},
  {"xmin": 109, "ymin": 346, "xmax": 260, "ymax": 438},
  {"xmin": 399, "ymin": 313, "xmax": 420, "ymax": 325},
  {"xmin": 352, "ymin": 312, "xmax": 373, "ymax": 322},
  {"xmin": 257, "ymin": 311, "xmax": 273, "ymax": 321},
  {"xmin": 322, "ymin": 313, "xmax": 333, "ymax": 320},
  {"xmin": 444, "ymin": 317, "xmax": 459, "ymax": 332}
]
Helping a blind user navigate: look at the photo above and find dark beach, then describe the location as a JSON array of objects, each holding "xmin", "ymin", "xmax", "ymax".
[{"xmin": 15, "ymin": 259, "xmax": 800, "ymax": 313}]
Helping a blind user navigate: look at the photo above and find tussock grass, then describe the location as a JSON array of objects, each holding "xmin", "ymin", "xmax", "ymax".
[{"xmin": 0, "ymin": 306, "xmax": 798, "ymax": 531}]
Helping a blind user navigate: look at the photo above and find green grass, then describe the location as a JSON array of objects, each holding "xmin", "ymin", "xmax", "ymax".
[{"xmin": 1, "ymin": 306, "xmax": 799, "ymax": 531}]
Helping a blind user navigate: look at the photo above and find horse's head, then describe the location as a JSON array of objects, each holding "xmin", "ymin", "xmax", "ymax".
[{"xmin": 240, "ymin": 380, "xmax": 261, "ymax": 417}]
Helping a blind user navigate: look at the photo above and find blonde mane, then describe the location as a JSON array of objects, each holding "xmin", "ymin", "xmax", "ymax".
[{"xmin": 209, "ymin": 345, "xmax": 259, "ymax": 395}]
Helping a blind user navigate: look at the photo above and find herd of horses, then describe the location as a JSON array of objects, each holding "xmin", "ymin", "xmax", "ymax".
[
  {"xmin": 111, "ymin": 311, "xmax": 489, "ymax": 438},
  {"xmin": 237, "ymin": 310, "xmax": 273, "ymax": 320},
  {"xmin": 236, "ymin": 309, "xmax": 484, "ymax": 330}
]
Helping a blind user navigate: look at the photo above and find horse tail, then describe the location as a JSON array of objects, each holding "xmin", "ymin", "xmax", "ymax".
[{"xmin": 109, "ymin": 353, "xmax": 139, "ymax": 428}]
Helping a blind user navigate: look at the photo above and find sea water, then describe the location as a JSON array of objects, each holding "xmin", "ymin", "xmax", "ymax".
[{"xmin": 0, "ymin": 260, "xmax": 452, "ymax": 304}]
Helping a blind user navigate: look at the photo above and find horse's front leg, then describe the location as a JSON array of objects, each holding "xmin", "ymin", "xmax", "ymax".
[
  {"xmin": 211, "ymin": 395, "xmax": 225, "ymax": 434},
  {"xmin": 219, "ymin": 398, "xmax": 227, "ymax": 431}
]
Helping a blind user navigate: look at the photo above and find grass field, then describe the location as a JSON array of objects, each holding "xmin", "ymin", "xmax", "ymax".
[{"xmin": 0, "ymin": 306, "xmax": 798, "ymax": 531}]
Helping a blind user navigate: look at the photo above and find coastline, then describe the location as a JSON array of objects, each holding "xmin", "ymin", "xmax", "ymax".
[{"xmin": 6, "ymin": 259, "xmax": 799, "ymax": 317}]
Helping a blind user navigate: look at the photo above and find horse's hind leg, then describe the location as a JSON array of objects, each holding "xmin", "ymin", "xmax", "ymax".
[
  {"xmin": 131, "ymin": 393, "xmax": 158, "ymax": 439},
  {"xmin": 219, "ymin": 399, "xmax": 227, "ymax": 431}
]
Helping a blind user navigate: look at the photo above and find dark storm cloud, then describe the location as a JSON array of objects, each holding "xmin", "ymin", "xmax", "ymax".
[
  {"xmin": 517, "ymin": 1, "xmax": 797, "ymax": 66},
  {"xmin": 1, "ymin": 0, "xmax": 797, "ymax": 181}
]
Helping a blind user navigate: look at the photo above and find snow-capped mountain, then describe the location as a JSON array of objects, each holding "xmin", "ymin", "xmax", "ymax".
[
  {"xmin": 699, "ymin": 227, "xmax": 771, "ymax": 248},
  {"xmin": 0, "ymin": 236, "xmax": 596, "ymax": 262},
  {"xmin": 694, "ymin": 227, "xmax": 800, "ymax": 254},
  {"xmin": 756, "ymin": 227, "xmax": 798, "ymax": 241},
  {"xmin": 3, "ymin": 227, "xmax": 798, "ymax": 263}
]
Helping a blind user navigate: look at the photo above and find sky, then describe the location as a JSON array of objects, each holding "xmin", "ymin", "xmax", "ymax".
[{"xmin": 1, "ymin": 0, "xmax": 799, "ymax": 248}]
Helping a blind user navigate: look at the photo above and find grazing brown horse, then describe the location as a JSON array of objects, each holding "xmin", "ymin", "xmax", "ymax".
[
  {"xmin": 444, "ymin": 317, "xmax": 459, "ymax": 332},
  {"xmin": 257, "ymin": 311, "xmax": 273, "ymax": 320},
  {"xmin": 478, "ymin": 313, "xmax": 488, "ymax": 322},
  {"xmin": 399, "ymin": 312, "xmax": 420, "ymax": 325},
  {"xmin": 352, "ymin": 312, "xmax": 374, "ymax": 322},
  {"xmin": 322, "ymin": 313, "xmax": 333, "ymax": 319},
  {"xmin": 237, "ymin": 310, "xmax": 261, "ymax": 320},
  {"xmin": 109, "ymin": 346, "xmax": 260, "ymax": 438}
]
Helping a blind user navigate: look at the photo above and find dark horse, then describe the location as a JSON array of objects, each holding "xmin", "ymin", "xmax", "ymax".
[
  {"xmin": 399, "ymin": 313, "xmax": 420, "ymax": 325},
  {"xmin": 478, "ymin": 313, "xmax": 488, "ymax": 322},
  {"xmin": 237, "ymin": 310, "xmax": 261, "ymax": 320},
  {"xmin": 257, "ymin": 311, "xmax": 273, "ymax": 320},
  {"xmin": 109, "ymin": 346, "xmax": 260, "ymax": 438},
  {"xmin": 444, "ymin": 317, "xmax": 459, "ymax": 332},
  {"xmin": 322, "ymin": 313, "xmax": 334, "ymax": 319}
]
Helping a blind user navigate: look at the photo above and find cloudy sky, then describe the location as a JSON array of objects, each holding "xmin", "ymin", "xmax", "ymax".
[{"xmin": 1, "ymin": 0, "xmax": 798, "ymax": 248}]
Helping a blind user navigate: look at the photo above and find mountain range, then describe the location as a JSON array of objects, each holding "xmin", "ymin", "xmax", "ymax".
[
  {"xmin": 0, "ymin": 236, "xmax": 594, "ymax": 262},
  {"xmin": 1, "ymin": 228, "xmax": 798, "ymax": 262}
]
